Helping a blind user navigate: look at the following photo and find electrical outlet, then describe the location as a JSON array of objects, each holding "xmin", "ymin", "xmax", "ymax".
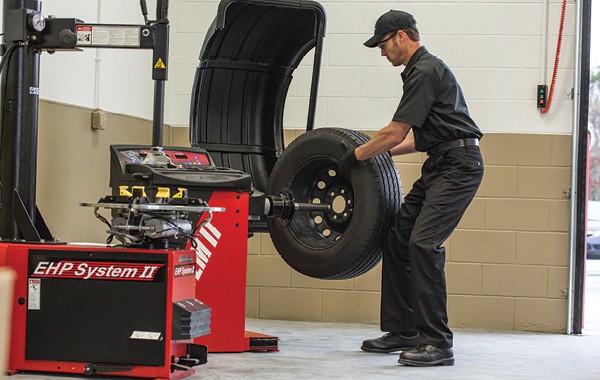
[{"xmin": 91, "ymin": 109, "xmax": 107, "ymax": 130}]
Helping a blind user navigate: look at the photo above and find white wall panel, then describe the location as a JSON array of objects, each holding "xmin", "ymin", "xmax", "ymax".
[
  {"xmin": 469, "ymin": 100, "xmax": 521, "ymax": 132},
  {"xmin": 456, "ymin": 36, "xmax": 524, "ymax": 68},
  {"xmin": 489, "ymin": 69, "xmax": 541, "ymax": 100},
  {"xmin": 38, "ymin": 0, "xmax": 100, "ymax": 109},
  {"xmin": 360, "ymin": 67, "xmax": 403, "ymax": 98},
  {"xmin": 422, "ymin": 36, "xmax": 458, "ymax": 67},
  {"xmin": 328, "ymin": 35, "xmax": 382, "ymax": 67},
  {"xmin": 24, "ymin": 0, "xmax": 577, "ymax": 134},
  {"xmin": 418, "ymin": 4, "xmax": 495, "ymax": 36},
  {"xmin": 328, "ymin": 98, "xmax": 391, "ymax": 129},
  {"xmin": 166, "ymin": 94, "xmax": 192, "ymax": 130},
  {"xmin": 548, "ymin": 2, "xmax": 577, "ymax": 37},
  {"xmin": 283, "ymin": 97, "xmax": 328, "ymax": 129},
  {"xmin": 170, "ymin": 32, "xmax": 205, "ymax": 64},
  {"xmin": 520, "ymin": 100, "xmax": 573, "ymax": 134},
  {"xmin": 297, "ymin": 67, "xmax": 361, "ymax": 97},
  {"xmin": 520, "ymin": 36, "xmax": 543, "ymax": 68},
  {"xmin": 545, "ymin": 36, "xmax": 575, "ymax": 69},
  {"xmin": 487, "ymin": 4, "xmax": 543, "ymax": 36},
  {"xmin": 176, "ymin": 2, "xmax": 218, "ymax": 33},
  {"xmin": 40, "ymin": 51, "xmax": 98, "ymax": 108},
  {"xmin": 453, "ymin": 68, "xmax": 491, "ymax": 100},
  {"xmin": 171, "ymin": 63, "xmax": 196, "ymax": 95},
  {"xmin": 326, "ymin": 4, "xmax": 363, "ymax": 34},
  {"xmin": 97, "ymin": 49, "xmax": 154, "ymax": 119}
]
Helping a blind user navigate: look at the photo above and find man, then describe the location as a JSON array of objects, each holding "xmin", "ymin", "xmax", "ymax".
[{"xmin": 341, "ymin": 10, "xmax": 484, "ymax": 366}]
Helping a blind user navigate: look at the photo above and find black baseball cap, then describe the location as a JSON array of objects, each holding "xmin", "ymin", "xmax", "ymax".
[{"xmin": 364, "ymin": 10, "xmax": 417, "ymax": 48}]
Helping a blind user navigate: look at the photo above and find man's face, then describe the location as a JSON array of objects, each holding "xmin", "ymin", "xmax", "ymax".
[{"xmin": 378, "ymin": 31, "xmax": 405, "ymax": 67}]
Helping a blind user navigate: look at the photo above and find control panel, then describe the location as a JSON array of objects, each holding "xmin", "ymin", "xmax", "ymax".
[{"xmin": 118, "ymin": 148, "xmax": 212, "ymax": 168}]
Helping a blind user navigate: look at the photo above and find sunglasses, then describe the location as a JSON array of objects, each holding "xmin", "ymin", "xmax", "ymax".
[{"xmin": 377, "ymin": 32, "xmax": 396, "ymax": 50}]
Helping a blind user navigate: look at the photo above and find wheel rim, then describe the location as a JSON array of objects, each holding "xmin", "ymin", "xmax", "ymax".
[{"xmin": 287, "ymin": 156, "xmax": 354, "ymax": 250}]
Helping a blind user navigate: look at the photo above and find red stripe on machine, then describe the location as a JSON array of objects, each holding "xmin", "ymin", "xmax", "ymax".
[{"xmin": 31, "ymin": 261, "xmax": 164, "ymax": 281}]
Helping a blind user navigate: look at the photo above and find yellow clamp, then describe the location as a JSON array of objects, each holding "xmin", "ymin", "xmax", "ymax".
[
  {"xmin": 173, "ymin": 187, "xmax": 188, "ymax": 199},
  {"xmin": 119, "ymin": 186, "xmax": 133, "ymax": 197},
  {"xmin": 156, "ymin": 187, "xmax": 171, "ymax": 199}
]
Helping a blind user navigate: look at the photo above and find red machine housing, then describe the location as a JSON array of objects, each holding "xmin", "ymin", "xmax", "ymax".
[
  {"xmin": 1, "ymin": 243, "xmax": 205, "ymax": 379},
  {"xmin": 190, "ymin": 191, "xmax": 249, "ymax": 352},
  {"xmin": 0, "ymin": 187, "xmax": 274, "ymax": 378}
]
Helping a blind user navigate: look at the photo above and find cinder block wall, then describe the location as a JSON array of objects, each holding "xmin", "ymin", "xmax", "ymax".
[
  {"xmin": 243, "ymin": 129, "xmax": 572, "ymax": 333},
  {"xmin": 38, "ymin": 104, "xmax": 572, "ymax": 333}
]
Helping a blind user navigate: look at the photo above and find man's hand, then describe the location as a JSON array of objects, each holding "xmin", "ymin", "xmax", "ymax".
[{"xmin": 339, "ymin": 149, "xmax": 359, "ymax": 177}]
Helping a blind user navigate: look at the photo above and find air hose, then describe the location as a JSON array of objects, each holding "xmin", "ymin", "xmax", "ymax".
[{"xmin": 541, "ymin": 0, "xmax": 567, "ymax": 114}]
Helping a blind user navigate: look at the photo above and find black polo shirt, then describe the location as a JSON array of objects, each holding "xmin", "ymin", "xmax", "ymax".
[{"xmin": 393, "ymin": 46, "xmax": 483, "ymax": 152}]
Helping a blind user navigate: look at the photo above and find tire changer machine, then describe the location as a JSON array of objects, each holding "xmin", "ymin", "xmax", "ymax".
[{"xmin": 0, "ymin": 0, "xmax": 327, "ymax": 378}]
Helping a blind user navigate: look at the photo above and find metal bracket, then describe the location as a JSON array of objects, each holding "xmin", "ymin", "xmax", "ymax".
[{"xmin": 12, "ymin": 189, "xmax": 53, "ymax": 241}]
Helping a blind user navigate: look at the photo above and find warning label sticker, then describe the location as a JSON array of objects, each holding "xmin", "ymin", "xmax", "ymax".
[
  {"xmin": 76, "ymin": 25, "xmax": 140, "ymax": 47},
  {"xmin": 154, "ymin": 58, "xmax": 166, "ymax": 69},
  {"xmin": 28, "ymin": 278, "xmax": 41, "ymax": 310},
  {"xmin": 76, "ymin": 25, "xmax": 92, "ymax": 45}
]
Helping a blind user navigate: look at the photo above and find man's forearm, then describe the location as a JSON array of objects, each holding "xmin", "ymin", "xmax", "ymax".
[
  {"xmin": 355, "ymin": 121, "xmax": 412, "ymax": 161},
  {"xmin": 390, "ymin": 134, "xmax": 417, "ymax": 156}
]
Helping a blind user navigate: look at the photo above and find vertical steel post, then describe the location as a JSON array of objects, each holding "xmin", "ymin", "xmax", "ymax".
[
  {"xmin": 0, "ymin": 0, "xmax": 42, "ymax": 240},
  {"xmin": 151, "ymin": 3, "xmax": 169, "ymax": 147}
]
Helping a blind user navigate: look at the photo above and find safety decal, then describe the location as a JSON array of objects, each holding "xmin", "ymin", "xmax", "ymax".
[
  {"xmin": 76, "ymin": 25, "xmax": 140, "ymax": 47},
  {"xmin": 76, "ymin": 25, "xmax": 92, "ymax": 45},
  {"xmin": 28, "ymin": 278, "xmax": 41, "ymax": 310},
  {"xmin": 154, "ymin": 58, "xmax": 166, "ymax": 69}
]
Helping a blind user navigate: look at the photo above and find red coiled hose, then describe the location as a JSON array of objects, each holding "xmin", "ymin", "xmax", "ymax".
[{"xmin": 541, "ymin": 0, "xmax": 567, "ymax": 114}]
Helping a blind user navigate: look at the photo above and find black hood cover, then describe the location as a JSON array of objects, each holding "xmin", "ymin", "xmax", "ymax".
[{"xmin": 189, "ymin": 0, "xmax": 326, "ymax": 193}]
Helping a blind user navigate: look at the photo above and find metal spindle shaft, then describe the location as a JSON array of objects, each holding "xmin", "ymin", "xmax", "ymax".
[{"xmin": 294, "ymin": 203, "xmax": 330, "ymax": 212}]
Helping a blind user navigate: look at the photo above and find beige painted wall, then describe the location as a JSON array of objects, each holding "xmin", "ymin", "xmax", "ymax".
[
  {"xmin": 174, "ymin": 126, "xmax": 573, "ymax": 333},
  {"xmin": 38, "ymin": 102, "xmax": 572, "ymax": 333}
]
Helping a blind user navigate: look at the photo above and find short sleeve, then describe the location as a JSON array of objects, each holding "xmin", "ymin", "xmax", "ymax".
[{"xmin": 392, "ymin": 66, "xmax": 438, "ymax": 128}]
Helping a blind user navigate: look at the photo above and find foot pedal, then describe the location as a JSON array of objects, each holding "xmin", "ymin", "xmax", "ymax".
[{"xmin": 245, "ymin": 331, "xmax": 279, "ymax": 351}]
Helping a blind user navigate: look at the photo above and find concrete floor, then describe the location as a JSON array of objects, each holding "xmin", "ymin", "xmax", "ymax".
[
  {"xmin": 14, "ymin": 318, "xmax": 600, "ymax": 380},
  {"xmin": 11, "ymin": 261, "xmax": 600, "ymax": 380}
]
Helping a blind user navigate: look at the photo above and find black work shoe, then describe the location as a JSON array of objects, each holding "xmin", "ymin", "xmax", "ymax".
[
  {"xmin": 361, "ymin": 332, "xmax": 419, "ymax": 353},
  {"xmin": 398, "ymin": 344, "xmax": 455, "ymax": 366}
]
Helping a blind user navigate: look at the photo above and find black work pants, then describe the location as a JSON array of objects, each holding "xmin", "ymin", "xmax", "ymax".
[{"xmin": 380, "ymin": 145, "xmax": 484, "ymax": 348}]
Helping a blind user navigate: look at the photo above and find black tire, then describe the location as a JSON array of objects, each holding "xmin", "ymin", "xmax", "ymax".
[{"xmin": 266, "ymin": 127, "xmax": 402, "ymax": 279}]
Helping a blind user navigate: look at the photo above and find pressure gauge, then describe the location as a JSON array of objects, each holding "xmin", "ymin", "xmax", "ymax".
[{"xmin": 29, "ymin": 12, "xmax": 46, "ymax": 32}]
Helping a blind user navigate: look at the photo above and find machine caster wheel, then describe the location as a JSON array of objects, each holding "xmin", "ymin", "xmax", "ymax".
[{"xmin": 266, "ymin": 127, "xmax": 402, "ymax": 279}]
